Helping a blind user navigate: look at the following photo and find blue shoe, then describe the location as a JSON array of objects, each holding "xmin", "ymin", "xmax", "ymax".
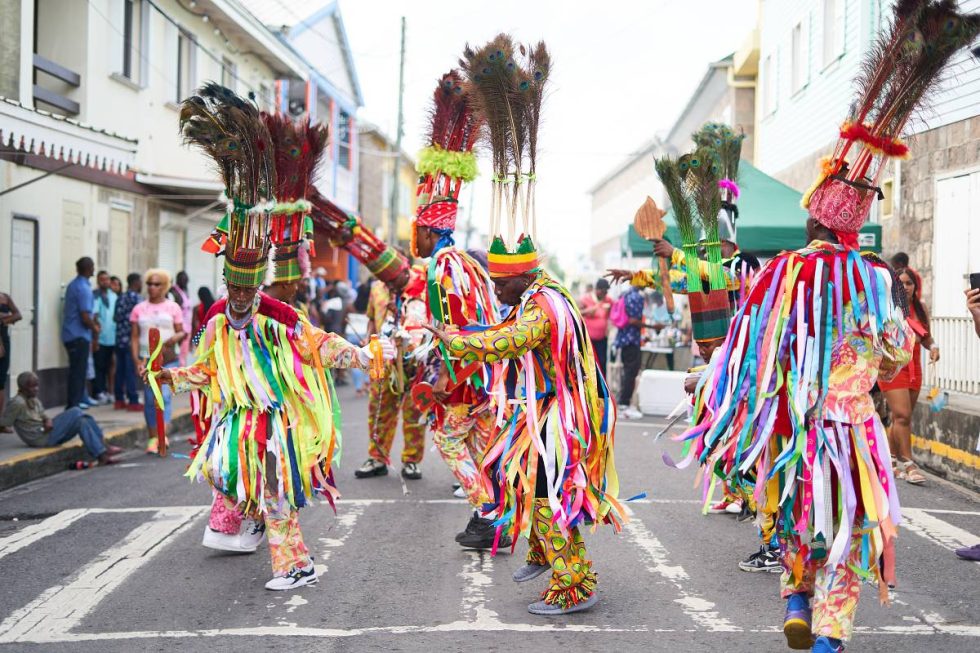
[
  {"xmin": 784, "ymin": 592, "xmax": 813, "ymax": 650},
  {"xmin": 811, "ymin": 636, "xmax": 844, "ymax": 652}
]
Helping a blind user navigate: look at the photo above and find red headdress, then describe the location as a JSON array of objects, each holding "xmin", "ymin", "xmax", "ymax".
[{"xmin": 803, "ymin": 0, "xmax": 980, "ymax": 247}]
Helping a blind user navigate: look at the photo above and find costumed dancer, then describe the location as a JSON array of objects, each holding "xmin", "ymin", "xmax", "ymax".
[
  {"xmin": 676, "ymin": 4, "xmax": 976, "ymax": 649},
  {"xmin": 197, "ymin": 111, "xmax": 328, "ymax": 554},
  {"xmin": 410, "ymin": 70, "xmax": 504, "ymax": 549},
  {"xmin": 429, "ymin": 35, "xmax": 624, "ymax": 616},
  {"xmin": 354, "ymin": 246, "xmax": 429, "ymax": 482},
  {"xmin": 152, "ymin": 85, "xmax": 394, "ymax": 589}
]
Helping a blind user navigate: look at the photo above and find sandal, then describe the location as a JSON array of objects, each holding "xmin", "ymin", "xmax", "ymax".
[
  {"xmin": 891, "ymin": 456, "xmax": 906, "ymax": 481},
  {"xmin": 898, "ymin": 459, "xmax": 926, "ymax": 485}
]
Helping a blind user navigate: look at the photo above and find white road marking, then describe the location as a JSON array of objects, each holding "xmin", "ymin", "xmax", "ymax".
[
  {"xmin": 313, "ymin": 503, "xmax": 364, "ymax": 578},
  {"xmin": 623, "ymin": 511, "xmax": 740, "ymax": 632},
  {"xmin": 0, "ymin": 506, "xmax": 205, "ymax": 644},
  {"xmin": 283, "ymin": 595, "xmax": 307, "ymax": 614},
  {"xmin": 459, "ymin": 550, "xmax": 496, "ymax": 622},
  {"xmin": 918, "ymin": 508, "xmax": 980, "ymax": 516},
  {"xmin": 901, "ymin": 508, "xmax": 980, "ymax": 554},
  {"xmin": 0, "ymin": 509, "xmax": 90, "ymax": 561}
]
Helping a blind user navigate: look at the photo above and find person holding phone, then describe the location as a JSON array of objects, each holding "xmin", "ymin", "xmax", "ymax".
[
  {"xmin": 130, "ymin": 269, "xmax": 185, "ymax": 454},
  {"xmin": 968, "ymin": 279, "xmax": 980, "ymax": 339},
  {"xmin": 879, "ymin": 267, "xmax": 939, "ymax": 485}
]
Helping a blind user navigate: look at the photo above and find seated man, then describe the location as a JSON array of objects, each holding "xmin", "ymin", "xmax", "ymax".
[{"xmin": 0, "ymin": 372, "xmax": 121, "ymax": 465}]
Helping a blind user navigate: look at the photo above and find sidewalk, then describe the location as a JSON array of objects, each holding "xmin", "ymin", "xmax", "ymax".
[{"xmin": 0, "ymin": 395, "xmax": 192, "ymax": 492}]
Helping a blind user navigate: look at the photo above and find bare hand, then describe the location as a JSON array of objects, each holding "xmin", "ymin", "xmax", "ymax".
[
  {"xmin": 432, "ymin": 373, "xmax": 450, "ymax": 402},
  {"xmin": 967, "ymin": 288, "xmax": 980, "ymax": 317},
  {"xmin": 929, "ymin": 346, "xmax": 940, "ymax": 363},
  {"xmin": 604, "ymin": 269, "xmax": 634, "ymax": 284},
  {"xmin": 683, "ymin": 374, "xmax": 700, "ymax": 394},
  {"xmin": 652, "ymin": 239, "xmax": 674, "ymax": 259},
  {"xmin": 424, "ymin": 325, "xmax": 453, "ymax": 346}
]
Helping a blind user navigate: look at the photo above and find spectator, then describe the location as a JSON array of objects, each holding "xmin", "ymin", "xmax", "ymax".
[
  {"xmin": 62, "ymin": 257, "xmax": 97, "ymax": 409},
  {"xmin": 114, "ymin": 273, "xmax": 142, "ymax": 411},
  {"xmin": 191, "ymin": 286, "xmax": 216, "ymax": 337},
  {"xmin": 580, "ymin": 278, "xmax": 613, "ymax": 377},
  {"xmin": 647, "ymin": 291, "xmax": 677, "ymax": 370},
  {"xmin": 0, "ymin": 372, "xmax": 122, "ymax": 464},
  {"xmin": 956, "ymin": 287, "xmax": 980, "ymax": 562},
  {"xmin": 0, "ymin": 291, "xmax": 23, "ymax": 432},
  {"xmin": 130, "ymin": 269, "xmax": 186, "ymax": 454},
  {"xmin": 107, "ymin": 276, "xmax": 123, "ymax": 395},
  {"xmin": 170, "ymin": 271, "xmax": 193, "ymax": 364},
  {"xmin": 880, "ymin": 267, "xmax": 939, "ymax": 486},
  {"xmin": 614, "ymin": 284, "xmax": 646, "ymax": 419},
  {"xmin": 92, "ymin": 270, "xmax": 117, "ymax": 405},
  {"xmin": 890, "ymin": 251, "xmax": 910, "ymax": 270},
  {"xmin": 967, "ymin": 287, "xmax": 980, "ymax": 339}
]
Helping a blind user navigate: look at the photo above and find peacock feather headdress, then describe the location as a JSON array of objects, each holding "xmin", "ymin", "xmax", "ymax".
[
  {"xmin": 180, "ymin": 83, "xmax": 276, "ymax": 288},
  {"xmin": 460, "ymin": 35, "xmax": 550, "ymax": 277},
  {"xmin": 805, "ymin": 0, "xmax": 980, "ymax": 242}
]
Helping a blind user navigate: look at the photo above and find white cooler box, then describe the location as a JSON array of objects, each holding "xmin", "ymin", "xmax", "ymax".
[{"xmin": 637, "ymin": 369, "xmax": 688, "ymax": 416}]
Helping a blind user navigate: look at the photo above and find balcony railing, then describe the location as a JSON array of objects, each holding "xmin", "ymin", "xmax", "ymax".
[
  {"xmin": 926, "ymin": 316, "xmax": 980, "ymax": 395},
  {"xmin": 33, "ymin": 53, "xmax": 80, "ymax": 116}
]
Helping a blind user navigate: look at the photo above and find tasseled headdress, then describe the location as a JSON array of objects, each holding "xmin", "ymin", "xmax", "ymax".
[
  {"xmin": 655, "ymin": 148, "xmax": 731, "ymax": 346},
  {"xmin": 180, "ymin": 83, "xmax": 276, "ymax": 289},
  {"xmin": 414, "ymin": 71, "xmax": 481, "ymax": 233},
  {"xmin": 803, "ymin": 0, "xmax": 980, "ymax": 247},
  {"xmin": 460, "ymin": 35, "xmax": 549, "ymax": 277}
]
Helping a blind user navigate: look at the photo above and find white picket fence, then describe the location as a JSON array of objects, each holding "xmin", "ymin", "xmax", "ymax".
[{"xmin": 926, "ymin": 317, "xmax": 980, "ymax": 395}]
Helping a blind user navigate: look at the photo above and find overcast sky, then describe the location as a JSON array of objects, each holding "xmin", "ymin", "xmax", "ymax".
[{"xmin": 245, "ymin": 0, "xmax": 758, "ymax": 266}]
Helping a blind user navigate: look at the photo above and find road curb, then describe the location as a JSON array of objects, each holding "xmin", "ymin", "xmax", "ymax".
[{"xmin": 0, "ymin": 409, "xmax": 194, "ymax": 492}]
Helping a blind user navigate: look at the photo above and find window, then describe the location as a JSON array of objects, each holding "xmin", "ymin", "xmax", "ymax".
[
  {"xmin": 880, "ymin": 179, "xmax": 894, "ymax": 219},
  {"xmin": 823, "ymin": 0, "xmax": 844, "ymax": 67},
  {"xmin": 338, "ymin": 111, "xmax": 353, "ymax": 170},
  {"xmin": 110, "ymin": 0, "xmax": 146, "ymax": 84},
  {"xmin": 762, "ymin": 55, "xmax": 775, "ymax": 115},
  {"xmin": 176, "ymin": 29, "xmax": 196, "ymax": 102},
  {"xmin": 791, "ymin": 22, "xmax": 804, "ymax": 92},
  {"xmin": 220, "ymin": 57, "xmax": 236, "ymax": 90}
]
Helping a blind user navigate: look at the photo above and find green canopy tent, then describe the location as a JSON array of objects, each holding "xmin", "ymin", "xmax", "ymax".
[{"xmin": 621, "ymin": 160, "xmax": 882, "ymax": 257}]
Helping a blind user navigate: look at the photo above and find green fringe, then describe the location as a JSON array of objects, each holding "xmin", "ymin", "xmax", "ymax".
[
  {"xmin": 541, "ymin": 570, "xmax": 598, "ymax": 609},
  {"xmin": 416, "ymin": 145, "xmax": 479, "ymax": 182}
]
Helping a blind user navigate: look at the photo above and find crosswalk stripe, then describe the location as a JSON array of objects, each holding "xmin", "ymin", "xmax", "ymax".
[
  {"xmin": 0, "ymin": 509, "xmax": 90, "ymax": 561},
  {"xmin": 901, "ymin": 508, "xmax": 980, "ymax": 554},
  {"xmin": 0, "ymin": 506, "xmax": 205, "ymax": 644},
  {"xmin": 622, "ymin": 511, "xmax": 741, "ymax": 632}
]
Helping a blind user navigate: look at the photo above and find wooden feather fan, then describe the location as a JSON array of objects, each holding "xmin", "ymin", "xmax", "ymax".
[{"xmin": 633, "ymin": 196, "xmax": 674, "ymax": 313}]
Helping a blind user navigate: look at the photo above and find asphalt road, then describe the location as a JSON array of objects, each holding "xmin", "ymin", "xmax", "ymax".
[{"xmin": 0, "ymin": 385, "xmax": 977, "ymax": 652}]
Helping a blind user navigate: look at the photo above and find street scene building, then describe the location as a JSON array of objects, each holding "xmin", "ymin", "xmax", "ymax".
[{"xmin": 0, "ymin": 1, "xmax": 979, "ymax": 651}]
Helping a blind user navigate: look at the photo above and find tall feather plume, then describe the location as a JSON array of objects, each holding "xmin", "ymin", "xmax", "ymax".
[
  {"xmin": 180, "ymin": 82, "xmax": 275, "ymax": 205},
  {"xmin": 419, "ymin": 70, "xmax": 483, "ymax": 205},
  {"xmin": 838, "ymin": 0, "xmax": 979, "ymax": 182},
  {"xmin": 263, "ymin": 113, "xmax": 329, "ymax": 203},
  {"xmin": 683, "ymin": 148, "xmax": 727, "ymax": 291},
  {"xmin": 692, "ymin": 122, "xmax": 744, "ymax": 197},
  {"xmin": 461, "ymin": 35, "xmax": 550, "ymax": 245}
]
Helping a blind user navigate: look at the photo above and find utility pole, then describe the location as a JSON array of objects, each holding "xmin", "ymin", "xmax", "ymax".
[{"xmin": 388, "ymin": 16, "xmax": 406, "ymax": 245}]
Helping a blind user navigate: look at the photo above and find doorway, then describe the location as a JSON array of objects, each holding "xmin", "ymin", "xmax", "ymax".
[{"xmin": 9, "ymin": 216, "xmax": 39, "ymax": 383}]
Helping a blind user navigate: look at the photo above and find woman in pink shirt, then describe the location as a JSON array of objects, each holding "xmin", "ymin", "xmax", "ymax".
[
  {"xmin": 130, "ymin": 269, "xmax": 186, "ymax": 454},
  {"xmin": 579, "ymin": 278, "xmax": 612, "ymax": 376}
]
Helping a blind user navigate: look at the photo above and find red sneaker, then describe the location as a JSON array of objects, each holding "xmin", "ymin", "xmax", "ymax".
[
  {"xmin": 114, "ymin": 401, "xmax": 126, "ymax": 410},
  {"xmin": 126, "ymin": 403, "xmax": 143, "ymax": 412}
]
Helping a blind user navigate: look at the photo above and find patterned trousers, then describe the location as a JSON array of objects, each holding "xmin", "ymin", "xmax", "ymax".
[
  {"xmin": 527, "ymin": 499, "xmax": 596, "ymax": 608},
  {"xmin": 367, "ymin": 377, "xmax": 425, "ymax": 465},
  {"xmin": 206, "ymin": 489, "xmax": 310, "ymax": 576},
  {"xmin": 780, "ymin": 530, "xmax": 864, "ymax": 641},
  {"xmin": 433, "ymin": 403, "xmax": 492, "ymax": 508}
]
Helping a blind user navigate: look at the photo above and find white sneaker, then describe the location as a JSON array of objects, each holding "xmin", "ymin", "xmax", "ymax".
[
  {"xmin": 623, "ymin": 407, "xmax": 643, "ymax": 420},
  {"xmin": 238, "ymin": 517, "xmax": 266, "ymax": 551},
  {"xmin": 97, "ymin": 392, "xmax": 113, "ymax": 405},
  {"xmin": 724, "ymin": 500, "xmax": 744, "ymax": 515},
  {"xmin": 202, "ymin": 526, "xmax": 248, "ymax": 552},
  {"xmin": 453, "ymin": 486, "xmax": 467, "ymax": 499},
  {"xmin": 264, "ymin": 563, "xmax": 318, "ymax": 591}
]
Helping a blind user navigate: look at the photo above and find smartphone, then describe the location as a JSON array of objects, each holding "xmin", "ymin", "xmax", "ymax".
[{"xmin": 971, "ymin": 272, "xmax": 980, "ymax": 291}]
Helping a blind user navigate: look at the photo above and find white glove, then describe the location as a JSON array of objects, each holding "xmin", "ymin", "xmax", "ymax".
[{"xmin": 356, "ymin": 338, "xmax": 396, "ymax": 366}]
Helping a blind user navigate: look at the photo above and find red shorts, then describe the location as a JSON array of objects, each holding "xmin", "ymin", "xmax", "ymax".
[{"xmin": 878, "ymin": 345, "xmax": 922, "ymax": 393}]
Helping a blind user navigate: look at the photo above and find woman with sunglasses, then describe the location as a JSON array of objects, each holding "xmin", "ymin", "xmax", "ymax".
[{"xmin": 129, "ymin": 269, "xmax": 186, "ymax": 454}]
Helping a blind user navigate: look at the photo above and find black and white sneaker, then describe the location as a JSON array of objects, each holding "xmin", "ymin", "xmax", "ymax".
[
  {"xmin": 264, "ymin": 563, "xmax": 318, "ymax": 591},
  {"xmin": 738, "ymin": 545, "xmax": 782, "ymax": 573},
  {"xmin": 457, "ymin": 514, "xmax": 513, "ymax": 550},
  {"xmin": 401, "ymin": 462, "xmax": 422, "ymax": 480},
  {"xmin": 354, "ymin": 459, "xmax": 388, "ymax": 478}
]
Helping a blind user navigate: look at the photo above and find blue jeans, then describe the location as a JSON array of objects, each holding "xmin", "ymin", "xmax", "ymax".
[
  {"xmin": 63, "ymin": 338, "xmax": 89, "ymax": 408},
  {"xmin": 47, "ymin": 407, "xmax": 106, "ymax": 458},
  {"xmin": 114, "ymin": 346, "xmax": 139, "ymax": 405},
  {"xmin": 143, "ymin": 361, "xmax": 177, "ymax": 427}
]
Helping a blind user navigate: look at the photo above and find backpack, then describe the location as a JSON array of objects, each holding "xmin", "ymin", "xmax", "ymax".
[{"xmin": 610, "ymin": 294, "xmax": 629, "ymax": 329}]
